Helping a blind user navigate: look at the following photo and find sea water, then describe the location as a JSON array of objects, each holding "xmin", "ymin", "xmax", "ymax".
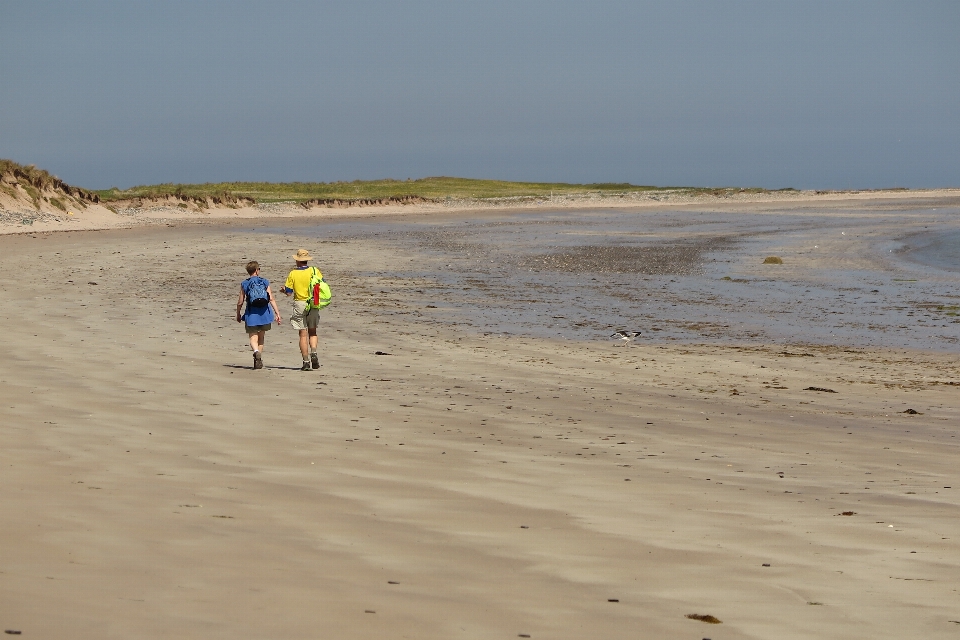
[{"xmin": 904, "ymin": 229, "xmax": 960, "ymax": 273}]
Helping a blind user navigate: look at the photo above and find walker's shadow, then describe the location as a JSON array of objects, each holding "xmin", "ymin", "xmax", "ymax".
[{"xmin": 221, "ymin": 364, "xmax": 311, "ymax": 371}]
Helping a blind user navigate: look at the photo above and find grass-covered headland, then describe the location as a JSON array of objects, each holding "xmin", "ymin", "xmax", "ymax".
[
  {"xmin": 2, "ymin": 157, "xmax": 799, "ymax": 211},
  {"xmin": 95, "ymin": 177, "xmax": 791, "ymax": 205},
  {"xmin": 95, "ymin": 177, "xmax": 664, "ymax": 204}
]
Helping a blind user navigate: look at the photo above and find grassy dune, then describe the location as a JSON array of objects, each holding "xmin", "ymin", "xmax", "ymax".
[
  {"xmin": 2, "ymin": 157, "xmax": 797, "ymax": 207},
  {"xmin": 94, "ymin": 177, "xmax": 671, "ymax": 204},
  {"xmin": 0, "ymin": 159, "xmax": 100, "ymax": 204}
]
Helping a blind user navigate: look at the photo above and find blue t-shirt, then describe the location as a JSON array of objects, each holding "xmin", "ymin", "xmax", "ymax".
[{"xmin": 241, "ymin": 276, "xmax": 275, "ymax": 327}]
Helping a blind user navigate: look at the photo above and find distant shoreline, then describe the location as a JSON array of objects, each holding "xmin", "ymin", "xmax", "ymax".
[{"xmin": 2, "ymin": 186, "xmax": 959, "ymax": 236}]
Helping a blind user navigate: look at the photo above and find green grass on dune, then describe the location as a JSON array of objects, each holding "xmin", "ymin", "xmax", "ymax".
[
  {"xmin": 8, "ymin": 158, "xmax": 896, "ymax": 209},
  {"xmin": 1, "ymin": 159, "xmax": 799, "ymax": 205},
  {"xmin": 1, "ymin": 158, "xmax": 99, "ymax": 202},
  {"xmin": 95, "ymin": 177, "xmax": 670, "ymax": 203}
]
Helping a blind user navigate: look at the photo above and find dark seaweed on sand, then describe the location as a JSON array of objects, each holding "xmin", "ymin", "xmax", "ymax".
[
  {"xmin": 686, "ymin": 613, "xmax": 722, "ymax": 624},
  {"xmin": 518, "ymin": 239, "xmax": 733, "ymax": 276}
]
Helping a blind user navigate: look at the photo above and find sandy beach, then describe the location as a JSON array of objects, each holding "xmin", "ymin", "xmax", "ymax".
[{"xmin": 1, "ymin": 194, "xmax": 959, "ymax": 638}]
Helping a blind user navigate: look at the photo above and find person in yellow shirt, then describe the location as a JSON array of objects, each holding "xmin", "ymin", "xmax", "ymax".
[{"xmin": 282, "ymin": 248, "xmax": 322, "ymax": 371}]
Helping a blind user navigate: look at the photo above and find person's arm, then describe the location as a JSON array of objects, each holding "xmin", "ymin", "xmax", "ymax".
[
  {"xmin": 267, "ymin": 285, "xmax": 282, "ymax": 323},
  {"xmin": 236, "ymin": 286, "xmax": 246, "ymax": 323},
  {"xmin": 282, "ymin": 272, "xmax": 294, "ymax": 296}
]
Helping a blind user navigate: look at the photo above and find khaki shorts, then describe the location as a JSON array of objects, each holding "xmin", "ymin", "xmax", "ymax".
[
  {"xmin": 290, "ymin": 300, "xmax": 320, "ymax": 331},
  {"xmin": 245, "ymin": 323, "xmax": 272, "ymax": 335}
]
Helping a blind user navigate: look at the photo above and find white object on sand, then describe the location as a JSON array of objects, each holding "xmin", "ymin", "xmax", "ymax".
[{"xmin": 610, "ymin": 331, "xmax": 642, "ymax": 344}]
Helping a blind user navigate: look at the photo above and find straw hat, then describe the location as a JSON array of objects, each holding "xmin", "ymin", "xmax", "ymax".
[{"xmin": 292, "ymin": 248, "xmax": 313, "ymax": 261}]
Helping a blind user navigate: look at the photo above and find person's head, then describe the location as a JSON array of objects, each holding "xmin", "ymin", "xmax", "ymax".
[
  {"xmin": 246, "ymin": 261, "xmax": 260, "ymax": 275},
  {"xmin": 292, "ymin": 249, "xmax": 312, "ymax": 265}
]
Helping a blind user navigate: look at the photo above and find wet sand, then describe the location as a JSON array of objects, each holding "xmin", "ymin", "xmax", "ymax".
[{"xmin": 1, "ymin": 198, "xmax": 959, "ymax": 639}]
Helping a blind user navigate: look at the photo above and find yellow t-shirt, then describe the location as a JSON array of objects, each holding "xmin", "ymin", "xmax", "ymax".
[{"xmin": 284, "ymin": 266, "xmax": 321, "ymax": 301}]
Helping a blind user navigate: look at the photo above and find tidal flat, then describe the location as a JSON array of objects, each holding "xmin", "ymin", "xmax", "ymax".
[{"xmin": 262, "ymin": 198, "xmax": 960, "ymax": 351}]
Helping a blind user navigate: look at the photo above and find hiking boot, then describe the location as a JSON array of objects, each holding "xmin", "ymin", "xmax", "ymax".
[
  {"xmin": 300, "ymin": 361, "xmax": 312, "ymax": 371},
  {"xmin": 310, "ymin": 353, "xmax": 320, "ymax": 369},
  {"xmin": 253, "ymin": 352, "xmax": 263, "ymax": 370}
]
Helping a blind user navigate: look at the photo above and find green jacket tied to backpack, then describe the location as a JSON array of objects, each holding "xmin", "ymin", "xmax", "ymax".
[{"xmin": 306, "ymin": 266, "xmax": 331, "ymax": 310}]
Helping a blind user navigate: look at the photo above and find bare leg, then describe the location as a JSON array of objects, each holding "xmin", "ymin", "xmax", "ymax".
[
  {"xmin": 308, "ymin": 328, "xmax": 318, "ymax": 351},
  {"xmin": 250, "ymin": 330, "xmax": 266, "ymax": 369},
  {"xmin": 299, "ymin": 329, "xmax": 310, "ymax": 359}
]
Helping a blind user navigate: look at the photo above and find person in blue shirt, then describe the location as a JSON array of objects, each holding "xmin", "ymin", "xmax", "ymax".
[{"xmin": 236, "ymin": 261, "xmax": 282, "ymax": 370}]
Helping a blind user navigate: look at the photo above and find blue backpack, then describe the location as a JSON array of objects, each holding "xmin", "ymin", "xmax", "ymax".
[{"xmin": 246, "ymin": 276, "xmax": 270, "ymax": 308}]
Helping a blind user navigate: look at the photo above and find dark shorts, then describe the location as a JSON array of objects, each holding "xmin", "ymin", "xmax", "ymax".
[{"xmin": 245, "ymin": 323, "xmax": 272, "ymax": 335}]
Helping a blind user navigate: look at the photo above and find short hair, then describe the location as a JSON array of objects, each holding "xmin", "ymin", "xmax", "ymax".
[{"xmin": 246, "ymin": 261, "xmax": 259, "ymax": 275}]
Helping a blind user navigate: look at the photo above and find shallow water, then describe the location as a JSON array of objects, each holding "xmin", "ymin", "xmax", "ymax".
[
  {"xmin": 257, "ymin": 203, "xmax": 960, "ymax": 351},
  {"xmin": 903, "ymin": 228, "xmax": 960, "ymax": 273}
]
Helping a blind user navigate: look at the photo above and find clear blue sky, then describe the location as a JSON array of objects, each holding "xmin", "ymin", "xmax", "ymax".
[{"xmin": 2, "ymin": 1, "xmax": 958, "ymax": 190}]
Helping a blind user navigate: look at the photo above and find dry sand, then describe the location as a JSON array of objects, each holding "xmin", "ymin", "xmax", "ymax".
[{"xmin": 1, "ymin": 196, "xmax": 959, "ymax": 639}]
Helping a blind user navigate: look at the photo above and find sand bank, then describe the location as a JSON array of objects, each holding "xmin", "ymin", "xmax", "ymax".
[
  {"xmin": 1, "ymin": 199, "xmax": 958, "ymax": 638},
  {"xmin": 3, "ymin": 187, "xmax": 960, "ymax": 236}
]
